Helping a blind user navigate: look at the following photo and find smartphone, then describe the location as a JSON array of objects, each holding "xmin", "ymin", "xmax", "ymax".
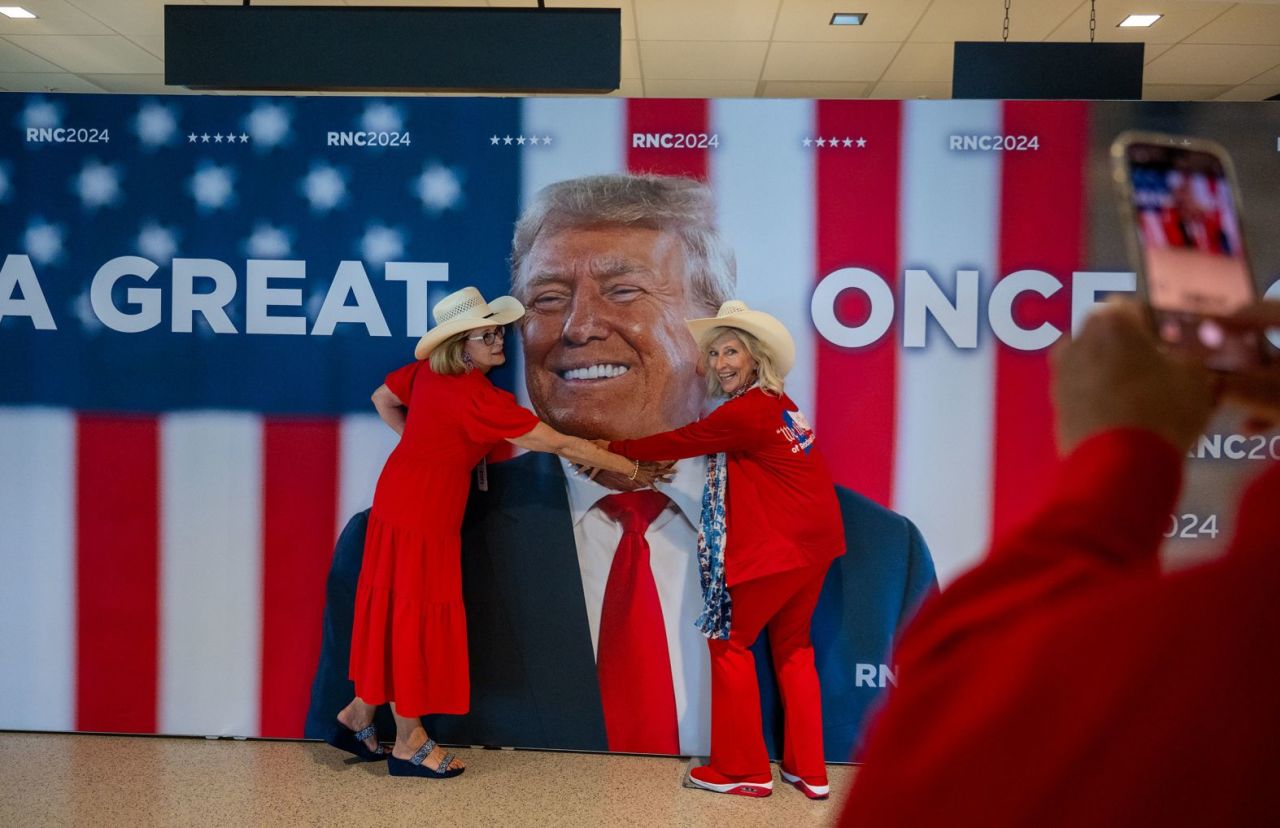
[{"xmin": 1111, "ymin": 131, "xmax": 1266, "ymax": 371}]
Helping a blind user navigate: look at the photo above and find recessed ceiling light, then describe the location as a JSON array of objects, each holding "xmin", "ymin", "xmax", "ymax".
[
  {"xmin": 0, "ymin": 7, "xmax": 37, "ymax": 18},
  {"xmin": 1118, "ymin": 14, "xmax": 1162, "ymax": 28},
  {"xmin": 830, "ymin": 13, "xmax": 867, "ymax": 26}
]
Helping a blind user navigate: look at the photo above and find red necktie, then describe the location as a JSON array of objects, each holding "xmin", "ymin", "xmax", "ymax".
[{"xmin": 595, "ymin": 490, "xmax": 679, "ymax": 754}]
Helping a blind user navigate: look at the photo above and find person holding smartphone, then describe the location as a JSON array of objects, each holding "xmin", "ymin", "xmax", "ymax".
[{"xmin": 839, "ymin": 300, "xmax": 1280, "ymax": 825}]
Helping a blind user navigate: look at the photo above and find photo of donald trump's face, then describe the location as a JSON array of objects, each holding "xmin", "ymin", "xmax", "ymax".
[{"xmin": 509, "ymin": 175, "xmax": 736, "ymax": 441}]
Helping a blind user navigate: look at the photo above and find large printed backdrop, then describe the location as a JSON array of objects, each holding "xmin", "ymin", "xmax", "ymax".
[{"xmin": 2, "ymin": 95, "xmax": 1278, "ymax": 739}]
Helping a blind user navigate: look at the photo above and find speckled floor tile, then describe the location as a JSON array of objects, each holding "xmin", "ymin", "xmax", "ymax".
[{"xmin": 0, "ymin": 732, "xmax": 854, "ymax": 827}]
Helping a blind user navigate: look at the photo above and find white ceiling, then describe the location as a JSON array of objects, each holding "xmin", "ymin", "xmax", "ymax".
[{"xmin": 0, "ymin": 0, "xmax": 1278, "ymax": 100}]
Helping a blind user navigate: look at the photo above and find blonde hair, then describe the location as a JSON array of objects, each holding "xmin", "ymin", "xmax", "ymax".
[
  {"xmin": 427, "ymin": 331, "xmax": 471, "ymax": 376},
  {"xmin": 701, "ymin": 326, "xmax": 784, "ymax": 398}
]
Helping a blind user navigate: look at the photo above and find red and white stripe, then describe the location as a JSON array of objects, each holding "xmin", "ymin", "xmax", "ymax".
[
  {"xmin": 0, "ymin": 98, "xmax": 1089, "ymax": 736},
  {"xmin": 0, "ymin": 412, "xmax": 395, "ymax": 736}
]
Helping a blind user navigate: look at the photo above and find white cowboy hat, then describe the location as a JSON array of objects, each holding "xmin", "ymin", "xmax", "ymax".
[
  {"xmin": 686, "ymin": 299, "xmax": 797, "ymax": 377},
  {"xmin": 414, "ymin": 286, "xmax": 526, "ymax": 360}
]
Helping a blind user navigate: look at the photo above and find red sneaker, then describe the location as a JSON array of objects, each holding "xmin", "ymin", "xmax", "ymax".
[
  {"xmin": 780, "ymin": 769, "xmax": 829, "ymax": 800},
  {"xmin": 687, "ymin": 764, "xmax": 773, "ymax": 797}
]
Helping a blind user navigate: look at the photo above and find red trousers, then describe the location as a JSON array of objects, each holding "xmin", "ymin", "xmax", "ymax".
[{"xmin": 708, "ymin": 562, "xmax": 830, "ymax": 781}]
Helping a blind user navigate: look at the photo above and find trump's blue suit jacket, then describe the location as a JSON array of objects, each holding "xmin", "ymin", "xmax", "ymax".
[{"xmin": 305, "ymin": 450, "xmax": 937, "ymax": 761}]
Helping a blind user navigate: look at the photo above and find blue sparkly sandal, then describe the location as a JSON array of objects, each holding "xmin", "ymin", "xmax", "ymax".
[
  {"xmin": 387, "ymin": 738, "xmax": 465, "ymax": 779},
  {"xmin": 325, "ymin": 721, "xmax": 388, "ymax": 762}
]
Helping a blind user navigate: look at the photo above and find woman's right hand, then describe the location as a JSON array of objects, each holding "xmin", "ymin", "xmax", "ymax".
[{"xmin": 632, "ymin": 461, "xmax": 676, "ymax": 489}]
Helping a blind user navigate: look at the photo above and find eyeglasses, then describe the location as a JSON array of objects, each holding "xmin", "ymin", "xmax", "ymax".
[{"xmin": 466, "ymin": 326, "xmax": 507, "ymax": 346}]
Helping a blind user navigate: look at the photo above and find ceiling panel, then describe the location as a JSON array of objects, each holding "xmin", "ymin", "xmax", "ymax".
[
  {"xmin": 1248, "ymin": 62, "xmax": 1280, "ymax": 85},
  {"xmin": 0, "ymin": 36, "xmax": 62, "ymax": 72},
  {"xmin": 1186, "ymin": 4, "xmax": 1280, "ymax": 45},
  {"xmin": 621, "ymin": 39, "xmax": 640, "ymax": 78},
  {"xmin": 4, "ymin": 34, "xmax": 165, "ymax": 74},
  {"xmin": 1144, "ymin": 43, "xmax": 1280, "ymax": 84},
  {"xmin": 640, "ymin": 40, "xmax": 770, "ymax": 80},
  {"xmin": 78, "ymin": 72, "xmax": 194, "ymax": 93},
  {"xmin": 0, "ymin": 70, "xmax": 104, "ymax": 92},
  {"xmin": 1144, "ymin": 43, "xmax": 1174, "ymax": 64},
  {"xmin": 612, "ymin": 77, "xmax": 645, "ymax": 97},
  {"xmin": 547, "ymin": 0, "xmax": 638, "ymax": 41},
  {"xmin": 763, "ymin": 40, "xmax": 900, "ymax": 81},
  {"xmin": 1045, "ymin": 2, "xmax": 1232, "ymax": 44},
  {"xmin": 909, "ymin": 0, "xmax": 1077, "ymax": 43},
  {"xmin": 762, "ymin": 79, "xmax": 871, "ymax": 98},
  {"xmin": 1142, "ymin": 83, "xmax": 1234, "ymax": 100},
  {"xmin": 772, "ymin": 0, "xmax": 931, "ymax": 42},
  {"xmin": 63, "ymin": 0, "xmax": 167, "ymax": 37},
  {"xmin": 867, "ymin": 80, "xmax": 951, "ymax": 99},
  {"xmin": 880, "ymin": 41, "xmax": 952, "ymax": 82},
  {"xmin": 0, "ymin": 0, "xmax": 113, "ymax": 36},
  {"xmin": 0, "ymin": 0, "xmax": 1276, "ymax": 101},
  {"xmin": 644, "ymin": 78, "xmax": 759, "ymax": 97},
  {"xmin": 130, "ymin": 35, "xmax": 163, "ymax": 60},
  {"xmin": 1214, "ymin": 83, "xmax": 1280, "ymax": 101},
  {"xmin": 635, "ymin": 0, "xmax": 780, "ymax": 41}
]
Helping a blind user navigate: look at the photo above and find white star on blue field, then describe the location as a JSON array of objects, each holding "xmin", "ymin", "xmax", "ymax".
[
  {"xmin": 245, "ymin": 103, "xmax": 291, "ymax": 149},
  {"xmin": 20, "ymin": 98, "xmax": 60, "ymax": 131},
  {"xmin": 414, "ymin": 162, "xmax": 463, "ymax": 214},
  {"xmin": 301, "ymin": 163, "xmax": 347, "ymax": 213},
  {"xmin": 245, "ymin": 223, "xmax": 293, "ymax": 259},
  {"xmin": 136, "ymin": 221, "xmax": 179, "ymax": 264},
  {"xmin": 24, "ymin": 219, "xmax": 64, "ymax": 266},
  {"xmin": 361, "ymin": 102, "xmax": 404, "ymax": 134},
  {"xmin": 135, "ymin": 102, "xmax": 179, "ymax": 149},
  {"xmin": 190, "ymin": 163, "xmax": 235, "ymax": 212},
  {"xmin": 359, "ymin": 223, "xmax": 406, "ymax": 267},
  {"xmin": 74, "ymin": 160, "xmax": 123, "ymax": 210}
]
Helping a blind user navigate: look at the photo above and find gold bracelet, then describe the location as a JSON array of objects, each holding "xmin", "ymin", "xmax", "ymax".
[{"xmin": 627, "ymin": 459, "xmax": 639, "ymax": 481}]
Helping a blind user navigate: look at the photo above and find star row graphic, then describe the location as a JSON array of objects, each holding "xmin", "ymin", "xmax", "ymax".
[
  {"xmin": 803, "ymin": 136, "xmax": 869, "ymax": 149},
  {"xmin": 489, "ymin": 135, "xmax": 553, "ymax": 146},
  {"xmin": 187, "ymin": 132, "xmax": 252, "ymax": 144},
  {"xmin": 7, "ymin": 157, "xmax": 464, "ymax": 217}
]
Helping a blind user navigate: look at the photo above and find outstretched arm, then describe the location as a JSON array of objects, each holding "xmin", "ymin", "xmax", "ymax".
[
  {"xmin": 509, "ymin": 422, "xmax": 669, "ymax": 487},
  {"xmin": 611, "ymin": 398, "xmax": 757, "ymax": 461}
]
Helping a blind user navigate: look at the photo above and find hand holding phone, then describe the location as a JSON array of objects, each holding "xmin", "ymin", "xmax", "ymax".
[{"xmin": 1111, "ymin": 132, "xmax": 1267, "ymax": 372}]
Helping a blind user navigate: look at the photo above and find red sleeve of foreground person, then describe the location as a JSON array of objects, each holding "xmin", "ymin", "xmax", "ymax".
[{"xmin": 840, "ymin": 305, "xmax": 1280, "ymax": 827}]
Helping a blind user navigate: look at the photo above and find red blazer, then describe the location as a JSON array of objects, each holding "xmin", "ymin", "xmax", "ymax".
[
  {"xmin": 611, "ymin": 388, "xmax": 845, "ymax": 586},
  {"xmin": 842, "ymin": 429, "xmax": 1280, "ymax": 825}
]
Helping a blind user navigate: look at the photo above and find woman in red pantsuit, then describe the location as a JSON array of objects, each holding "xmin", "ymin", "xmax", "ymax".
[
  {"xmin": 609, "ymin": 300, "xmax": 846, "ymax": 799},
  {"xmin": 326, "ymin": 286, "xmax": 664, "ymax": 779}
]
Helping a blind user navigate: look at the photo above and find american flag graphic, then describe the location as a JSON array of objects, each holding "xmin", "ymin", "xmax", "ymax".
[{"xmin": 2, "ymin": 93, "xmax": 1271, "ymax": 739}]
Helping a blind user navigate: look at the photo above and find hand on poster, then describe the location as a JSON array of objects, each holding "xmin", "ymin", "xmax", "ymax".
[
  {"xmin": 573, "ymin": 448, "xmax": 676, "ymax": 490},
  {"xmin": 1051, "ymin": 300, "xmax": 1215, "ymax": 454}
]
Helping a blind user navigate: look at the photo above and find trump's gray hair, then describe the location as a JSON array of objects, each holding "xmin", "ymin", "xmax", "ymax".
[{"xmin": 509, "ymin": 174, "xmax": 736, "ymax": 314}]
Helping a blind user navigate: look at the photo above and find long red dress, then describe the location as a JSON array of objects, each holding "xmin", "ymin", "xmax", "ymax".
[{"xmin": 349, "ymin": 360, "xmax": 539, "ymax": 717}]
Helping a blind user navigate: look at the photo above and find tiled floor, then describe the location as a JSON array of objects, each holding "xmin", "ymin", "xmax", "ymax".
[{"xmin": 0, "ymin": 732, "xmax": 853, "ymax": 826}]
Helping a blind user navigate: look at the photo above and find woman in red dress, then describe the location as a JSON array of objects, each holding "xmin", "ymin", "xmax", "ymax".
[
  {"xmin": 326, "ymin": 286, "xmax": 664, "ymax": 778},
  {"xmin": 608, "ymin": 300, "xmax": 845, "ymax": 800}
]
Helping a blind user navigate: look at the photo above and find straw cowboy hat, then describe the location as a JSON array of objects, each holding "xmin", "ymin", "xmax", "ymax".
[
  {"xmin": 414, "ymin": 286, "xmax": 526, "ymax": 360},
  {"xmin": 686, "ymin": 299, "xmax": 797, "ymax": 377}
]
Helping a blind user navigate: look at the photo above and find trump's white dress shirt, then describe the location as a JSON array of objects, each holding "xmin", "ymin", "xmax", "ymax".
[{"xmin": 560, "ymin": 456, "xmax": 712, "ymax": 756}]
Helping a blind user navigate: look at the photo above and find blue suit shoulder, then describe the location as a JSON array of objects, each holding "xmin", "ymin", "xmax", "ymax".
[{"xmin": 830, "ymin": 483, "xmax": 937, "ymax": 633}]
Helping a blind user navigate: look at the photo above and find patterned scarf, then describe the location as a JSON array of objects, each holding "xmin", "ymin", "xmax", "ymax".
[
  {"xmin": 695, "ymin": 450, "xmax": 731, "ymax": 640},
  {"xmin": 694, "ymin": 381, "xmax": 756, "ymax": 640}
]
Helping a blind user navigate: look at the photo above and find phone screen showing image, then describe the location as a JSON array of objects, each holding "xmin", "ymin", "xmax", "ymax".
[{"xmin": 1125, "ymin": 142, "xmax": 1262, "ymax": 370}]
